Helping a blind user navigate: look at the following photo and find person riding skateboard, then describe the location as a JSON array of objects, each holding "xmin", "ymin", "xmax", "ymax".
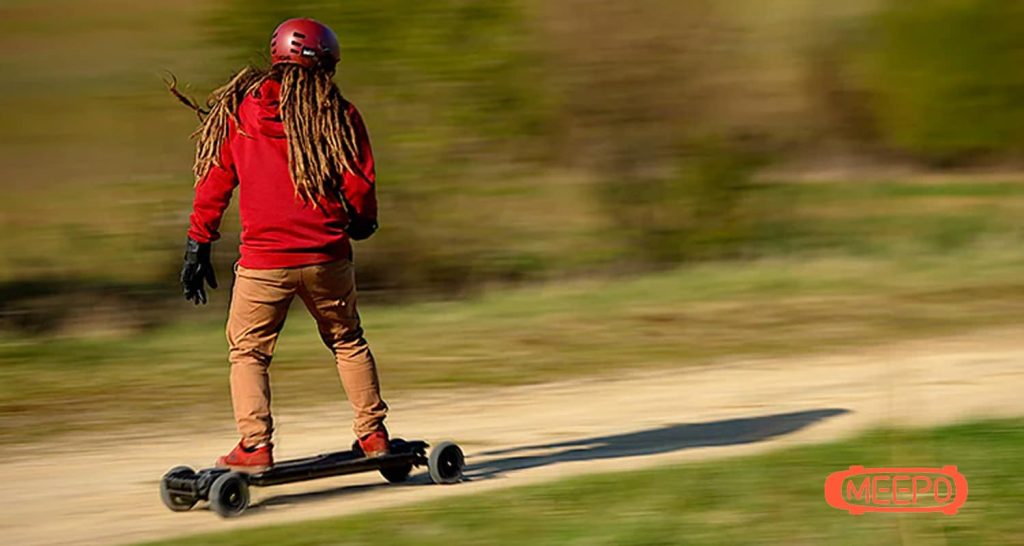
[{"xmin": 172, "ymin": 18, "xmax": 389, "ymax": 471}]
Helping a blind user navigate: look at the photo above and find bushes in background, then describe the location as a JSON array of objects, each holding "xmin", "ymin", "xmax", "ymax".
[
  {"xmin": 844, "ymin": 0, "xmax": 1024, "ymax": 164},
  {"xmin": 595, "ymin": 136, "xmax": 767, "ymax": 265}
]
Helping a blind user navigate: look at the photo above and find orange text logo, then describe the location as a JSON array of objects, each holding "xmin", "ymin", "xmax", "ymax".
[{"xmin": 824, "ymin": 466, "xmax": 967, "ymax": 515}]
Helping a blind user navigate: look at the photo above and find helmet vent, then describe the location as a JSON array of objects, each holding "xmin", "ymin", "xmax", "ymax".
[{"xmin": 270, "ymin": 18, "xmax": 339, "ymax": 68}]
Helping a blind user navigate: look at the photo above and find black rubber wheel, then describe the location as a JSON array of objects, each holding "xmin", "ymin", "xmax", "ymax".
[
  {"xmin": 160, "ymin": 466, "xmax": 199, "ymax": 512},
  {"xmin": 428, "ymin": 441, "xmax": 464, "ymax": 485},
  {"xmin": 209, "ymin": 471, "xmax": 250, "ymax": 518},
  {"xmin": 379, "ymin": 462, "xmax": 413, "ymax": 483}
]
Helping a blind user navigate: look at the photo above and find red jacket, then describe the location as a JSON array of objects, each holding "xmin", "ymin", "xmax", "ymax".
[{"xmin": 188, "ymin": 79, "xmax": 377, "ymax": 269}]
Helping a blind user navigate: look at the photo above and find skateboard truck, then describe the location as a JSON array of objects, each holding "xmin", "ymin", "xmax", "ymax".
[{"xmin": 160, "ymin": 439, "xmax": 464, "ymax": 517}]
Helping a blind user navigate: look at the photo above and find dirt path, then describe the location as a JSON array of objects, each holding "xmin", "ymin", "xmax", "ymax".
[{"xmin": 3, "ymin": 328, "xmax": 1024, "ymax": 546}]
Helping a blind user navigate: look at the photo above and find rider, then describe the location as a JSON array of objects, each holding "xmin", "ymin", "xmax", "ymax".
[{"xmin": 173, "ymin": 18, "xmax": 388, "ymax": 471}]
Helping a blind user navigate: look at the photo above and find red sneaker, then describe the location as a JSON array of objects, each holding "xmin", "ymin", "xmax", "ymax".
[
  {"xmin": 358, "ymin": 429, "xmax": 390, "ymax": 458},
  {"xmin": 216, "ymin": 441, "xmax": 273, "ymax": 472}
]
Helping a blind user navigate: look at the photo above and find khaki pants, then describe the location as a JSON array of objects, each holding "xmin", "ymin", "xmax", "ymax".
[{"xmin": 226, "ymin": 259, "xmax": 387, "ymax": 446}]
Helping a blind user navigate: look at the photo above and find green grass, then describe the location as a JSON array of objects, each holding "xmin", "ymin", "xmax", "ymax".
[
  {"xmin": 4, "ymin": 245, "xmax": 1024, "ymax": 445},
  {"xmin": 139, "ymin": 419, "xmax": 1024, "ymax": 546}
]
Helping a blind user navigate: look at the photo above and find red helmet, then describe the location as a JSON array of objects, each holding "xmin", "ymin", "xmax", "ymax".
[{"xmin": 270, "ymin": 18, "xmax": 341, "ymax": 70}]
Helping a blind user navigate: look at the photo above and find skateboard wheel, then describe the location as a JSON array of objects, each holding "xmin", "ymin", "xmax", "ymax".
[
  {"xmin": 160, "ymin": 466, "xmax": 198, "ymax": 512},
  {"xmin": 209, "ymin": 471, "xmax": 250, "ymax": 518},
  {"xmin": 428, "ymin": 441, "xmax": 464, "ymax": 485}
]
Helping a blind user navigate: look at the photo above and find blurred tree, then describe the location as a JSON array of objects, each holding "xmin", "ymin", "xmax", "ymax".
[
  {"xmin": 596, "ymin": 135, "xmax": 767, "ymax": 265},
  {"xmin": 856, "ymin": 0, "xmax": 1024, "ymax": 164},
  {"xmin": 537, "ymin": 0, "xmax": 728, "ymax": 166}
]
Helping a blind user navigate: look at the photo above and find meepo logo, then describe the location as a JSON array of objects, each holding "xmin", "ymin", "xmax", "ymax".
[{"xmin": 825, "ymin": 466, "xmax": 967, "ymax": 515}]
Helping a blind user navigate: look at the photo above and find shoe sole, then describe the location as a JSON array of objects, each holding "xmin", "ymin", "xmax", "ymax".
[{"xmin": 215, "ymin": 462, "xmax": 271, "ymax": 474}]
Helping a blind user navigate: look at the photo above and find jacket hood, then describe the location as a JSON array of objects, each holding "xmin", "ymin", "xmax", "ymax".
[{"xmin": 240, "ymin": 78, "xmax": 286, "ymax": 139}]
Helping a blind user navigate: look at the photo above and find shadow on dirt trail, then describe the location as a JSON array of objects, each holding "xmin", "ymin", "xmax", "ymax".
[
  {"xmin": 465, "ymin": 408, "xmax": 849, "ymax": 480},
  {"xmin": 255, "ymin": 408, "xmax": 847, "ymax": 510}
]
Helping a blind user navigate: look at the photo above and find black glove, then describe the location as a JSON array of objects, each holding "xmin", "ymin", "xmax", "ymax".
[
  {"xmin": 181, "ymin": 238, "xmax": 217, "ymax": 305},
  {"xmin": 345, "ymin": 214, "xmax": 378, "ymax": 241}
]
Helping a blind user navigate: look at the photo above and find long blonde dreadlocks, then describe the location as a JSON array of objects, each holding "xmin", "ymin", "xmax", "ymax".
[{"xmin": 167, "ymin": 64, "xmax": 363, "ymax": 205}]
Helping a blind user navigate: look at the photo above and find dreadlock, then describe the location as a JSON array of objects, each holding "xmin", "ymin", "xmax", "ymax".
[{"xmin": 167, "ymin": 64, "xmax": 362, "ymax": 204}]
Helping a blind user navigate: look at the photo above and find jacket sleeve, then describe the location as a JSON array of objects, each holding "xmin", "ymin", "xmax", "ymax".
[
  {"xmin": 187, "ymin": 125, "xmax": 238, "ymax": 244},
  {"xmin": 341, "ymin": 104, "xmax": 377, "ymax": 223}
]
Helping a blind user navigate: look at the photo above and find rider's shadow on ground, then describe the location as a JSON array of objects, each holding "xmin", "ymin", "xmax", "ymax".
[
  {"xmin": 464, "ymin": 408, "xmax": 849, "ymax": 481},
  {"xmin": 255, "ymin": 408, "xmax": 847, "ymax": 510}
]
